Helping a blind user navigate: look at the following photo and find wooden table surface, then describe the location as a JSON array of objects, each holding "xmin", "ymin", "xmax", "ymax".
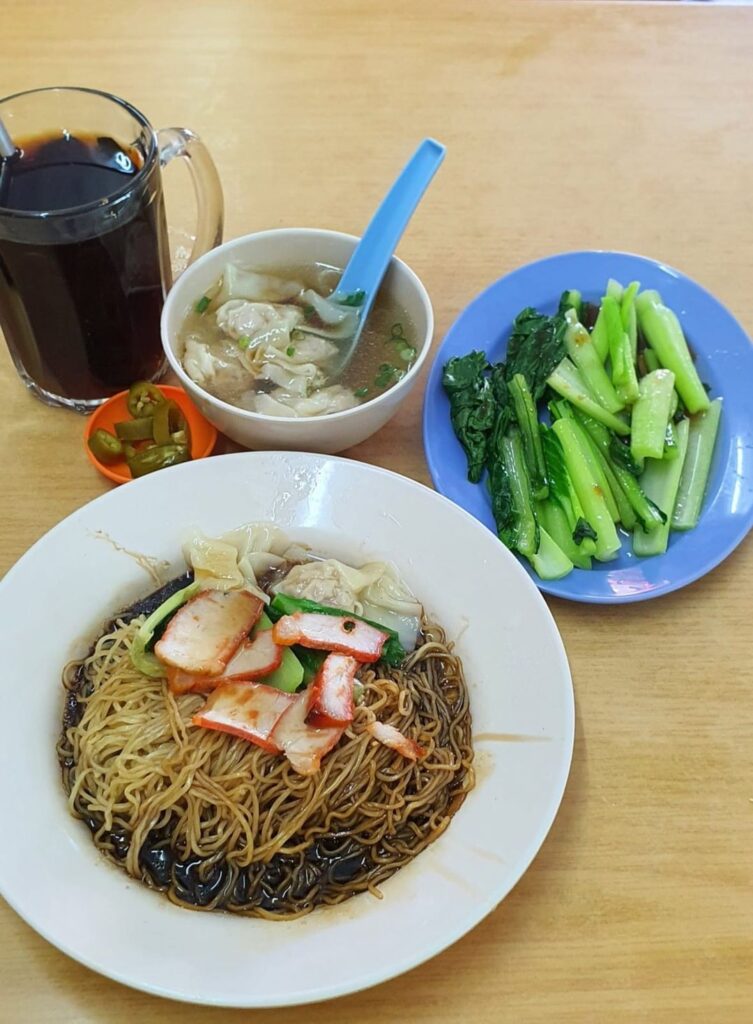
[{"xmin": 1, "ymin": 1, "xmax": 752, "ymax": 1021}]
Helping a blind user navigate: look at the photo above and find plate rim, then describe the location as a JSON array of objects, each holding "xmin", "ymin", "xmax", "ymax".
[
  {"xmin": 0, "ymin": 450, "xmax": 575, "ymax": 1007},
  {"xmin": 423, "ymin": 249, "xmax": 753, "ymax": 604}
]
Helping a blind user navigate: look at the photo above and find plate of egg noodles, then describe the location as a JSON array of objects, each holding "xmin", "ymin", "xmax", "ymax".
[{"xmin": 0, "ymin": 451, "xmax": 573, "ymax": 1006}]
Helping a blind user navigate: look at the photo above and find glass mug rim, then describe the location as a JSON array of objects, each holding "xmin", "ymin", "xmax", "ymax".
[{"xmin": 0, "ymin": 85, "xmax": 158, "ymax": 221}]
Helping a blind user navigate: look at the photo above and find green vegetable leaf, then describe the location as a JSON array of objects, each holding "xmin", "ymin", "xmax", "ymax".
[
  {"xmin": 541, "ymin": 425, "xmax": 572, "ymax": 513},
  {"xmin": 504, "ymin": 308, "xmax": 568, "ymax": 401},
  {"xmin": 573, "ymin": 518, "xmax": 598, "ymax": 544},
  {"xmin": 558, "ymin": 289, "xmax": 582, "ymax": 318},
  {"xmin": 609, "ymin": 436, "xmax": 643, "ymax": 477},
  {"xmin": 443, "ymin": 351, "xmax": 496, "ymax": 483},
  {"xmin": 486, "ymin": 426, "xmax": 516, "ymax": 548}
]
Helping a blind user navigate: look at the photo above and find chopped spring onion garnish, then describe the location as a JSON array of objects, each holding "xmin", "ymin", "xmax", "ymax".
[
  {"xmin": 376, "ymin": 366, "xmax": 406, "ymax": 388},
  {"xmin": 354, "ymin": 386, "xmax": 369, "ymax": 398},
  {"xmin": 340, "ymin": 290, "xmax": 365, "ymax": 307},
  {"xmin": 237, "ymin": 335, "xmax": 251, "ymax": 350},
  {"xmin": 286, "ymin": 346, "xmax": 296, "ymax": 357},
  {"xmin": 389, "ymin": 323, "xmax": 416, "ymax": 364},
  {"xmin": 195, "ymin": 295, "xmax": 210, "ymax": 314}
]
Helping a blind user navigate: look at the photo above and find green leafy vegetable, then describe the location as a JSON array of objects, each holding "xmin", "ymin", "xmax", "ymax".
[
  {"xmin": 573, "ymin": 518, "xmax": 598, "ymax": 544},
  {"xmin": 539, "ymin": 500, "xmax": 591, "ymax": 569},
  {"xmin": 636, "ymin": 290, "xmax": 710, "ymax": 413},
  {"xmin": 633, "ymin": 418, "xmax": 690, "ymax": 556},
  {"xmin": 442, "ymin": 351, "xmax": 496, "ymax": 482},
  {"xmin": 547, "ymin": 357, "xmax": 630, "ymax": 434},
  {"xmin": 499, "ymin": 427, "xmax": 539, "ymax": 558},
  {"xmin": 130, "ymin": 581, "xmax": 201, "ymax": 678},
  {"xmin": 292, "ymin": 646, "xmax": 327, "ymax": 685},
  {"xmin": 553, "ymin": 417, "xmax": 621, "ymax": 561},
  {"xmin": 573, "ymin": 408, "xmax": 666, "ymax": 533},
  {"xmin": 631, "ymin": 369, "xmax": 677, "ymax": 461},
  {"xmin": 505, "ymin": 308, "xmax": 568, "ymax": 400},
  {"xmin": 603, "ymin": 294, "xmax": 639, "ymax": 405},
  {"xmin": 508, "ymin": 373, "xmax": 548, "ymax": 499},
  {"xmin": 590, "ymin": 303, "xmax": 609, "ymax": 363},
  {"xmin": 254, "ymin": 614, "xmax": 304, "ymax": 692},
  {"xmin": 541, "ymin": 425, "xmax": 596, "ymax": 553},
  {"xmin": 563, "ymin": 308, "xmax": 623, "ymax": 413},
  {"xmin": 672, "ymin": 398, "xmax": 722, "ymax": 531},
  {"xmin": 528, "ymin": 525, "xmax": 573, "ymax": 580},
  {"xmin": 485, "ymin": 400, "xmax": 516, "ymax": 549},
  {"xmin": 558, "ymin": 289, "xmax": 582, "ymax": 318},
  {"xmin": 621, "ymin": 280, "xmax": 640, "ymax": 362},
  {"xmin": 609, "ymin": 435, "xmax": 643, "ymax": 476}
]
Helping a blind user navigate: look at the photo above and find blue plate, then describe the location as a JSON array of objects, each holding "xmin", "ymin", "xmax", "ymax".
[{"xmin": 423, "ymin": 251, "xmax": 753, "ymax": 603}]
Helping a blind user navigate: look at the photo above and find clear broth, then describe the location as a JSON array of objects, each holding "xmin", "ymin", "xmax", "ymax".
[{"xmin": 178, "ymin": 262, "xmax": 417, "ymax": 414}]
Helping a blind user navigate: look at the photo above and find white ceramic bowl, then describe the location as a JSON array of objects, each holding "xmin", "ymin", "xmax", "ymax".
[
  {"xmin": 0, "ymin": 451, "xmax": 573, "ymax": 1007},
  {"xmin": 161, "ymin": 229, "xmax": 434, "ymax": 454}
]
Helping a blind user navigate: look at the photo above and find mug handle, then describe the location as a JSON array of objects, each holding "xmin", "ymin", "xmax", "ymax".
[{"xmin": 156, "ymin": 127, "xmax": 224, "ymax": 270}]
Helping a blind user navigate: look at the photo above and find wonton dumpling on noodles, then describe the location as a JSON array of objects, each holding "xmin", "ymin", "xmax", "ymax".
[
  {"xmin": 183, "ymin": 522, "xmax": 297, "ymax": 600},
  {"xmin": 274, "ymin": 557, "xmax": 422, "ymax": 649}
]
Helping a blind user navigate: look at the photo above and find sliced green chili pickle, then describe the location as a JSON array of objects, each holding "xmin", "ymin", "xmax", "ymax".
[{"xmin": 88, "ymin": 429, "xmax": 123, "ymax": 464}]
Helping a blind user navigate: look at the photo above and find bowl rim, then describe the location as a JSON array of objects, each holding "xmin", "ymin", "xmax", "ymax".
[{"xmin": 161, "ymin": 227, "xmax": 434, "ymax": 425}]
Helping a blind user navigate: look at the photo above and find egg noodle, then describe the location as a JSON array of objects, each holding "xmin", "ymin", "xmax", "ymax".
[{"xmin": 58, "ymin": 612, "xmax": 473, "ymax": 919}]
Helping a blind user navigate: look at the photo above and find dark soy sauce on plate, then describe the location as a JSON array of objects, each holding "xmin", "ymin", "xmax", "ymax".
[{"xmin": 0, "ymin": 132, "xmax": 170, "ymax": 402}]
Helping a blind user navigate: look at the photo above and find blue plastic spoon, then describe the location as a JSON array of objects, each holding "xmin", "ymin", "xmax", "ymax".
[{"xmin": 329, "ymin": 137, "xmax": 445, "ymax": 374}]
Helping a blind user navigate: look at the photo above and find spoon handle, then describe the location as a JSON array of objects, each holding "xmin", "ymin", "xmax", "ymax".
[{"xmin": 334, "ymin": 138, "xmax": 445, "ymax": 319}]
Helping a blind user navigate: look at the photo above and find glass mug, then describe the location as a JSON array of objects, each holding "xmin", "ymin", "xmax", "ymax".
[{"xmin": 0, "ymin": 86, "xmax": 223, "ymax": 411}]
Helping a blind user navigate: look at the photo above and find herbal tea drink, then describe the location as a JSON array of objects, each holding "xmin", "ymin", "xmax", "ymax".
[{"xmin": 0, "ymin": 87, "xmax": 223, "ymax": 411}]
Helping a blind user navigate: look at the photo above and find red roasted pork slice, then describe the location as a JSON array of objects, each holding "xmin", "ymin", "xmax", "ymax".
[
  {"xmin": 223, "ymin": 628, "xmax": 283, "ymax": 680},
  {"xmin": 166, "ymin": 666, "xmax": 212, "ymax": 695},
  {"xmin": 155, "ymin": 589, "xmax": 263, "ymax": 675},
  {"xmin": 305, "ymin": 653, "xmax": 357, "ymax": 728},
  {"xmin": 191, "ymin": 681, "xmax": 294, "ymax": 752},
  {"xmin": 272, "ymin": 612, "xmax": 387, "ymax": 663},
  {"xmin": 367, "ymin": 721, "xmax": 426, "ymax": 761},
  {"xmin": 272, "ymin": 691, "xmax": 345, "ymax": 775}
]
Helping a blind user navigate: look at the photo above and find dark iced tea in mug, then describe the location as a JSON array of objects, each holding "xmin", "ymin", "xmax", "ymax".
[{"xmin": 0, "ymin": 131, "xmax": 170, "ymax": 404}]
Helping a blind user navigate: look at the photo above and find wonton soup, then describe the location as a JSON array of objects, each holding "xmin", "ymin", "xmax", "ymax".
[{"xmin": 178, "ymin": 263, "xmax": 418, "ymax": 418}]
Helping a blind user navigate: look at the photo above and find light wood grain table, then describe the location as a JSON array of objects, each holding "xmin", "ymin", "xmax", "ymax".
[{"xmin": 1, "ymin": 2, "xmax": 752, "ymax": 1021}]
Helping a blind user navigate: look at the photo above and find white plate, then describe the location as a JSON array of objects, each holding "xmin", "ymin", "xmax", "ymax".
[{"xmin": 0, "ymin": 452, "xmax": 574, "ymax": 1007}]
